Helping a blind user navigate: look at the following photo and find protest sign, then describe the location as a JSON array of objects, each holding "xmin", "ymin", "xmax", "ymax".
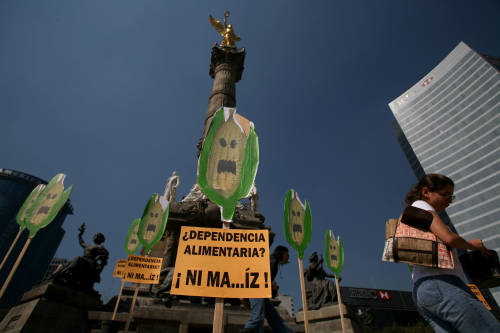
[
  {"xmin": 283, "ymin": 188, "xmax": 312, "ymax": 333},
  {"xmin": 325, "ymin": 229, "xmax": 346, "ymax": 333},
  {"xmin": 0, "ymin": 184, "xmax": 46, "ymax": 273},
  {"xmin": 122, "ymin": 255, "xmax": 162, "ymax": 284},
  {"xmin": 113, "ymin": 259, "xmax": 127, "ymax": 278},
  {"xmin": 24, "ymin": 173, "xmax": 73, "ymax": 237},
  {"xmin": 467, "ymin": 284, "xmax": 492, "ymax": 310},
  {"xmin": 138, "ymin": 194, "xmax": 169, "ymax": 254},
  {"xmin": 0, "ymin": 173, "xmax": 72, "ymax": 300},
  {"xmin": 171, "ymin": 226, "xmax": 271, "ymax": 298},
  {"xmin": 16, "ymin": 184, "xmax": 46, "ymax": 229},
  {"xmin": 283, "ymin": 189, "xmax": 311, "ymax": 260},
  {"xmin": 197, "ymin": 107, "xmax": 259, "ymax": 222},
  {"xmin": 124, "ymin": 218, "xmax": 141, "ymax": 255},
  {"xmin": 325, "ymin": 230, "xmax": 344, "ymax": 277}
]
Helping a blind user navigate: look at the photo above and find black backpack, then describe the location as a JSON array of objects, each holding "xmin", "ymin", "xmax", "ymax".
[{"xmin": 459, "ymin": 250, "xmax": 500, "ymax": 288}]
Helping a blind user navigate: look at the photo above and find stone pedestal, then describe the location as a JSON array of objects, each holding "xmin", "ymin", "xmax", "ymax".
[
  {"xmin": 89, "ymin": 301, "xmax": 304, "ymax": 333},
  {"xmin": 296, "ymin": 304, "xmax": 354, "ymax": 333},
  {"xmin": 0, "ymin": 282, "xmax": 101, "ymax": 333}
]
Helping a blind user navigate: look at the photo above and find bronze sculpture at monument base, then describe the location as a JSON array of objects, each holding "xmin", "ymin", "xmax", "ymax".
[
  {"xmin": 0, "ymin": 282, "xmax": 102, "ymax": 333},
  {"xmin": 91, "ymin": 292, "xmax": 304, "ymax": 333},
  {"xmin": 47, "ymin": 223, "xmax": 109, "ymax": 296},
  {"xmin": 304, "ymin": 252, "xmax": 339, "ymax": 310},
  {"xmin": 296, "ymin": 304, "xmax": 354, "ymax": 333}
]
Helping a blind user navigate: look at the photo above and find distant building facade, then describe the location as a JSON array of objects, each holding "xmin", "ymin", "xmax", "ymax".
[
  {"xmin": 340, "ymin": 285, "xmax": 499, "ymax": 331},
  {"xmin": 276, "ymin": 294, "xmax": 294, "ymax": 318},
  {"xmin": 340, "ymin": 286, "xmax": 423, "ymax": 331},
  {"xmin": 0, "ymin": 169, "xmax": 72, "ymax": 308},
  {"xmin": 388, "ymin": 42, "xmax": 500, "ymax": 302}
]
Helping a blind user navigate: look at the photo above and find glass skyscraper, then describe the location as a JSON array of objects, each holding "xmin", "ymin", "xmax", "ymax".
[{"xmin": 389, "ymin": 42, "xmax": 500, "ymax": 302}]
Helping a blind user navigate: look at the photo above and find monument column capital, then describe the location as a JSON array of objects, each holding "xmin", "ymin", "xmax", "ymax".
[{"xmin": 209, "ymin": 45, "xmax": 246, "ymax": 82}]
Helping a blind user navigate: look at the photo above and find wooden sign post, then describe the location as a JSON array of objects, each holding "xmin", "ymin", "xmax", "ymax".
[
  {"xmin": 0, "ymin": 174, "xmax": 72, "ymax": 300},
  {"xmin": 0, "ymin": 238, "xmax": 32, "ymax": 298},
  {"xmin": 335, "ymin": 275, "xmax": 346, "ymax": 333},
  {"xmin": 297, "ymin": 257, "xmax": 309, "ymax": 333},
  {"xmin": 212, "ymin": 222, "xmax": 230, "ymax": 333},
  {"xmin": 122, "ymin": 184, "xmax": 169, "ymax": 332},
  {"xmin": 283, "ymin": 189, "xmax": 312, "ymax": 333},
  {"xmin": 111, "ymin": 259, "xmax": 127, "ymax": 321},
  {"xmin": 0, "ymin": 184, "xmax": 45, "ymax": 273},
  {"xmin": 325, "ymin": 230, "xmax": 345, "ymax": 333},
  {"xmin": 122, "ymin": 255, "xmax": 163, "ymax": 332},
  {"xmin": 196, "ymin": 107, "xmax": 259, "ymax": 333},
  {"xmin": 0, "ymin": 228, "xmax": 23, "ymax": 273}
]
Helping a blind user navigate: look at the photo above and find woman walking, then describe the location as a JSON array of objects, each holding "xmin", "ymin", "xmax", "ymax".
[{"xmin": 407, "ymin": 173, "xmax": 499, "ymax": 332}]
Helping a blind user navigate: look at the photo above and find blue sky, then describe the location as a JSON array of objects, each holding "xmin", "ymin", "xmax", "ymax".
[{"xmin": 1, "ymin": 0, "xmax": 499, "ymax": 310}]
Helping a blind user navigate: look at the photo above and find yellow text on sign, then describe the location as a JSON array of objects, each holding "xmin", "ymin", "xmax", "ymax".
[
  {"xmin": 171, "ymin": 226, "xmax": 271, "ymax": 298},
  {"xmin": 123, "ymin": 255, "xmax": 162, "ymax": 284},
  {"xmin": 467, "ymin": 284, "xmax": 492, "ymax": 310}
]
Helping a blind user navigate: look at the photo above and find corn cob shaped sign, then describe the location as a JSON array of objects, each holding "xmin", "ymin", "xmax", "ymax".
[
  {"xmin": 138, "ymin": 194, "xmax": 169, "ymax": 254},
  {"xmin": 124, "ymin": 218, "xmax": 142, "ymax": 255},
  {"xmin": 324, "ymin": 230, "xmax": 344, "ymax": 276},
  {"xmin": 16, "ymin": 184, "xmax": 46, "ymax": 229},
  {"xmin": 197, "ymin": 107, "xmax": 259, "ymax": 222},
  {"xmin": 283, "ymin": 189, "xmax": 312, "ymax": 259},
  {"xmin": 24, "ymin": 174, "xmax": 73, "ymax": 237}
]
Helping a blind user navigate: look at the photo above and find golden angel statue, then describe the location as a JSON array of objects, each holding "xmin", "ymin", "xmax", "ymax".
[{"xmin": 209, "ymin": 11, "xmax": 241, "ymax": 48}]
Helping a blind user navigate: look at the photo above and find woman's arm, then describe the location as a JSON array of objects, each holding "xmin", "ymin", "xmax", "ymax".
[{"xmin": 429, "ymin": 211, "xmax": 489, "ymax": 255}]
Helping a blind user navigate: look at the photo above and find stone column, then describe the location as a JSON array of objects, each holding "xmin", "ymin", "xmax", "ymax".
[{"xmin": 198, "ymin": 45, "xmax": 246, "ymax": 155}]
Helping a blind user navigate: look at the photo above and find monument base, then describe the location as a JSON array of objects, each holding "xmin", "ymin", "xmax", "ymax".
[
  {"xmin": 296, "ymin": 304, "xmax": 355, "ymax": 333},
  {"xmin": 0, "ymin": 282, "xmax": 102, "ymax": 333},
  {"xmin": 90, "ymin": 297, "xmax": 304, "ymax": 333}
]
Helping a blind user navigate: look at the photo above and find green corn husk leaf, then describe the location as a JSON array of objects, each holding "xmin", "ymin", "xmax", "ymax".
[
  {"xmin": 283, "ymin": 189, "xmax": 312, "ymax": 259},
  {"xmin": 25, "ymin": 174, "xmax": 73, "ymax": 238},
  {"xmin": 138, "ymin": 193, "xmax": 169, "ymax": 254},
  {"xmin": 197, "ymin": 107, "xmax": 259, "ymax": 222},
  {"xmin": 124, "ymin": 218, "xmax": 142, "ymax": 255},
  {"xmin": 324, "ymin": 230, "xmax": 344, "ymax": 276},
  {"xmin": 16, "ymin": 184, "xmax": 46, "ymax": 229}
]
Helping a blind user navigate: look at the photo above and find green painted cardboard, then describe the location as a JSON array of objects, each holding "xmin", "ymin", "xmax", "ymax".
[
  {"xmin": 24, "ymin": 174, "xmax": 73, "ymax": 238},
  {"xmin": 16, "ymin": 184, "xmax": 46, "ymax": 229},
  {"xmin": 138, "ymin": 193, "xmax": 169, "ymax": 254},
  {"xmin": 124, "ymin": 218, "xmax": 142, "ymax": 255},
  {"xmin": 324, "ymin": 230, "xmax": 344, "ymax": 276},
  {"xmin": 197, "ymin": 107, "xmax": 259, "ymax": 222},
  {"xmin": 283, "ymin": 189, "xmax": 312, "ymax": 259}
]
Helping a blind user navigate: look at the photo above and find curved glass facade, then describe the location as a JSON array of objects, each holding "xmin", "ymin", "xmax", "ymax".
[
  {"xmin": 389, "ymin": 42, "xmax": 500, "ymax": 303},
  {"xmin": 0, "ymin": 169, "xmax": 72, "ymax": 308}
]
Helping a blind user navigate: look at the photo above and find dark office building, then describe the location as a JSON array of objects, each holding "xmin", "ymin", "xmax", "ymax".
[
  {"xmin": 340, "ymin": 285, "xmax": 499, "ymax": 331},
  {"xmin": 340, "ymin": 286, "xmax": 424, "ymax": 331},
  {"xmin": 0, "ymin": 169, "xmax": 72, "ymax": 308}
]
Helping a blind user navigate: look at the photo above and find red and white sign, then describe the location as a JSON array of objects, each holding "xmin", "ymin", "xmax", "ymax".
[
  {"xmin": 422, "ymin": 76, "xmax": 434, "ymax": 87},
  {"xmin": 378, "ymin": 290, "xmax": 391, "ymax": 300}
]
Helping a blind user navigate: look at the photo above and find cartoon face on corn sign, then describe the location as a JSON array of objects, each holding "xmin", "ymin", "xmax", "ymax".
[
  {"xmin": 124, "ymin": 218, "xmax": 142, "ymax": 255},
  {"xmin": 138, "ymin": 194, "xmax": 169, "ymax": 254},
  {"xmin": 324, "ymin": 230, "xmax": 344, "ymax": 277},
  {"xmin": 197, "ymin": 107, "xmax": 259, "ymax": 222},
  {"xmin": 24, "ymin": 174, "xmax": 73, "ymax": 238},
  {"xmin": 16, "ymin": 184, "xmax": 46, "ymax": 229},
  {"xmin": 283, "ymin": 189, "xmax": 312, "ymax": 259}
]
